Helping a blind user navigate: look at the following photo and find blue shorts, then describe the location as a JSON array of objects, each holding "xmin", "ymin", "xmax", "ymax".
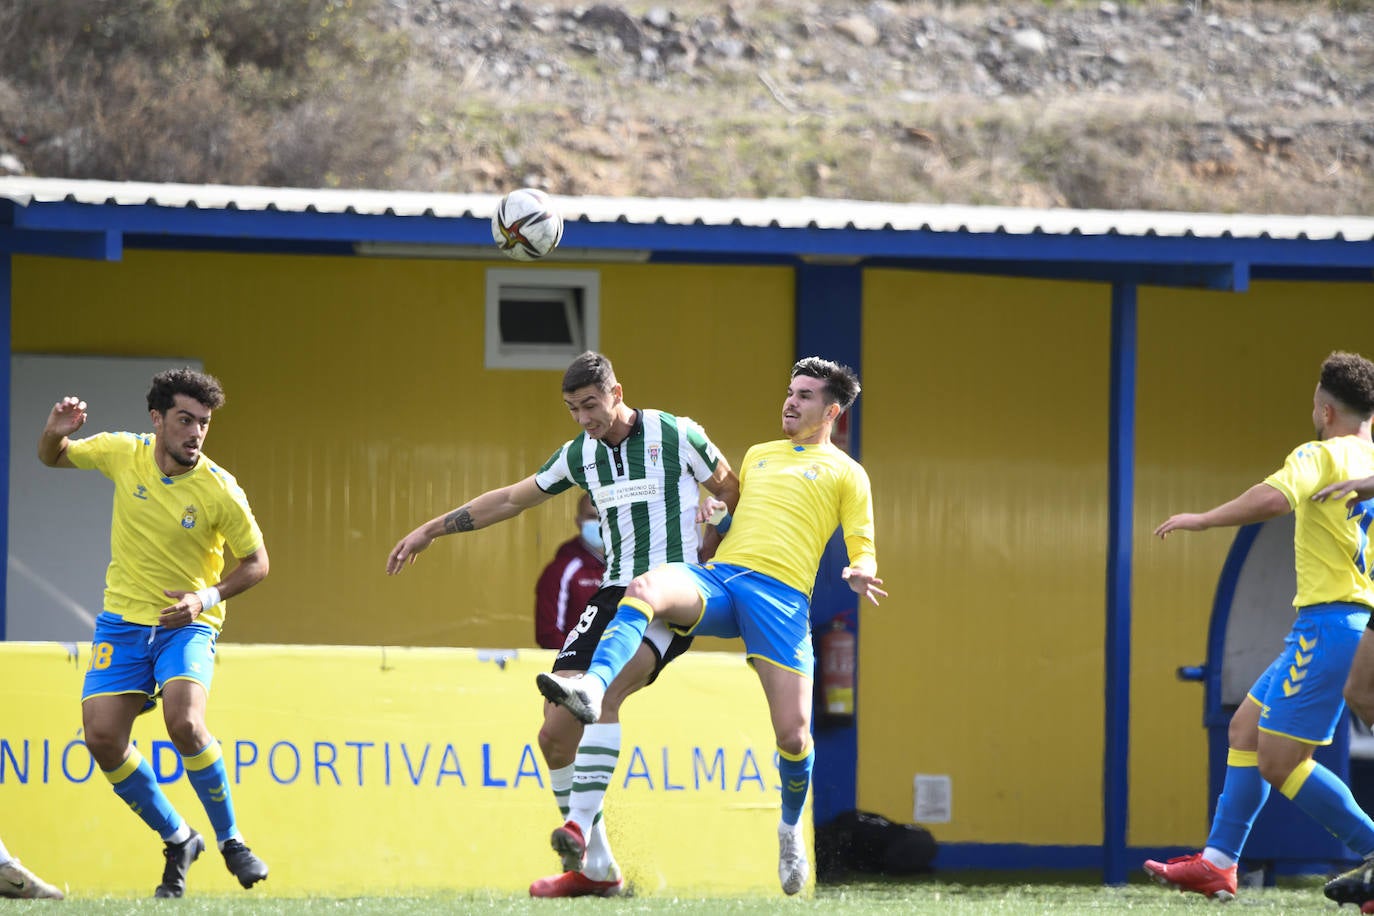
[
  {"xmin": 81, "ymin": 612, "xmax": 219, "ymax": 706},
  {"xmin": 671, "ymin": 563, "xmax": 814, "ymax": 678},
  {"xmin": 1250, "ymin": 602, "xmax": 1371, "ymax": 745}
]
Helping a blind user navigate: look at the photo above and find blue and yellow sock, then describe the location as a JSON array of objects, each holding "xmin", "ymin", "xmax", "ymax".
[
  {"xmin": 104, "ymin": 746, "xmax": 184, "ymax": 840},
  {"xmin": 586, "ymin": 597, "xmax": 653, "ymax": 689},
  {"xmin": 778, "ymin": 741, "xmax": 815, "ymax": 828},
  {"xmin": 1282, "ymin": 758, "xmax": 1374, "ymax": 857},
  {"xmin": 183, "ymin": 741, "xmax": 238, "ymax": 844},
  {"xmin": 1204, "ymin": 748, "xmax": 1270, "ymax": 860}
]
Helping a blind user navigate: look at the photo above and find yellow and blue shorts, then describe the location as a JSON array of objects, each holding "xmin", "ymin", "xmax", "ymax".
[
  {"xmin": 1250, "ymin": 602, "xmax": 1370, "ymax": 745},
  {"xmin": 670, "ymin": 562, "xmax": 814, "ymax": 678},
  {"xmin": 81, "ymin": 611, "xmax": 219, "ymax": 706}
]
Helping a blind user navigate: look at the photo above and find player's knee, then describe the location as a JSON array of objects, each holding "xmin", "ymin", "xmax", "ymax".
[
  {"xmin": 82, "ymin": 730, "xmax": 125, "ymax": 769},
  {"xmin": 163, "ymin": 715, "xmax": 205, "ymax": 753},
  {"xmin": 777, "ymin": 728, "xmax": 811, "ymax": 759},
  {"xmin": 623, "ymin": 575, "xmax": 657, "ymax": 608},
  {"xmin": 1257, "ymin": 755, "xmax": 1294, "ymax": 787}
]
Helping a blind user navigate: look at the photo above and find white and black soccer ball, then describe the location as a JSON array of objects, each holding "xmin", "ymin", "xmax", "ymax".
[{"xmin": 491, "ymin": 188, "xmax": 564, "ymax": 261}]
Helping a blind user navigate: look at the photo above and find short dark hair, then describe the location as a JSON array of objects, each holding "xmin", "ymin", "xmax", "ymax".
[
  {"xmin": 147, "ymin": 367, "xmax": 225, "ymax": 414},
  {"xmin": 563, "ymin": 351, "xmax": 617, "ymax": 394},
  {"xmin": 792, "ymin": 357, "xmax": 861, "ymax": 412},
  {"xmin": 1320, "ymin": 351, "xmax": 1374, "ymax": 417}
]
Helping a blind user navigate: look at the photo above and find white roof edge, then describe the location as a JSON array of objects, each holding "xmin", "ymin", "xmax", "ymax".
[{"xmin": 2, "ymin": 175, "xmax": 1372, "ymax": 241}]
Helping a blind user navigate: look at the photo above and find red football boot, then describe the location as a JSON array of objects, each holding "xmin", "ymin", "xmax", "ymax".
[
  {"xmin": 1143, "ymin": 853, "xmax": 1238, "ymax": 901},
  {"xmin": 529, "ymin": 869, "xmax": 624, "ymax": 898}
]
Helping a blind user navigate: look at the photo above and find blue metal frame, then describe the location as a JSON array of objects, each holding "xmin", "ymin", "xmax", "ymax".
[
  {"xmin": 0, "ymin": 254, "xmax": 9, "ymax": 641},
  {"xmin": 6, "ymin": 198, "xmax": 1373, "ymax": 279},
  {"xmin": 1103, "ymin": 282, "xmax": 1137, "ymax": 884},
  {"xmin": 795, "ymin": 263, "xmax": 863, "ymax": 829}
]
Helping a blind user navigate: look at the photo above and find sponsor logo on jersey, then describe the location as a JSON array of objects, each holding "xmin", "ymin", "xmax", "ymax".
[{"xmin": 133, "ymin": 484, "xmax": 149, "ymax": 500}]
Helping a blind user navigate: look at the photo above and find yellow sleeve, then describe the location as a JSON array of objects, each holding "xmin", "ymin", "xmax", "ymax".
[
  {"xmin": 840, "ymin": 461, "xmax": 877, "ymax": 570},
  {"xmin": 1264, "ymin": 441, "xmax": 1331, "ymax": 509}
]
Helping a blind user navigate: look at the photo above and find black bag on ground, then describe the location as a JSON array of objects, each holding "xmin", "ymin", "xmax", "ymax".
[{"xmin": 815, "ymin": 809, "xmax": 938, "ymax": 880}]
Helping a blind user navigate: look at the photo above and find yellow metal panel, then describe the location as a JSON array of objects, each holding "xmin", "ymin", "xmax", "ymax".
[
  {"xmin": 1131, "ymin": 280, "xmax": 1374, "ymax": 846},
  {"xmin": 12, "ymin": 253, "xmax": 791, "ymax": 651},
  {"xmin": 0, "ymin": 642, "xmax": 793, "ymax": 897},
  {"xmin": 858, "ymin": 270, "xmax": 1111, "ymax": 844}
]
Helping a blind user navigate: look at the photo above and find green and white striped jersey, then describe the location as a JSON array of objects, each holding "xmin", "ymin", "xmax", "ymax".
[{"xmin": 535, "ymin": 409, "xmax": 724, "ymax": 586}]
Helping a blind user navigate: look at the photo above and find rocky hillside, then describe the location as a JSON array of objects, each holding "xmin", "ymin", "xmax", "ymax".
[{"xmin": 2, "ymin": 0, "xmax": 1371, "ymax": 215}]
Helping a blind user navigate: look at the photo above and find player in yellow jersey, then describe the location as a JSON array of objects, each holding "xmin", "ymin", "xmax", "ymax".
[
  {"xmin": 537, "ymin": 356, "xmax": 886, "ymax": 895},
  {"xmin": 38, "ymin": 368, "xmax": 271, "ymax": 899},
  {"xmin": 1143, "ymin": 351, "xmax": 1374, "ymax": 903}
]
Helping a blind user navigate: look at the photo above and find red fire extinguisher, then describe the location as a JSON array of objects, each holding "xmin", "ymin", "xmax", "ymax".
[{"xmin": 818, "ymin": 616, "xmax": 856, "ymax": 722}]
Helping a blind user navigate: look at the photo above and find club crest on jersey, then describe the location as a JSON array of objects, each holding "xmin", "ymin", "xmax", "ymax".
[
  {"xmin": 648, "ymin": 445, "xmax": 661, "ymax": 466},
  {"xmin": 804, "ymin": 464, "xmax": 821, "ymax": 480},
  {"xmin": 181, "ymin": 505, "xmax": 198, "ymax": 529}
]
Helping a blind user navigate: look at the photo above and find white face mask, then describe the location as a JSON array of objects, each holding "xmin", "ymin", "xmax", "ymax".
[{"xmin": 580, "ymin": 519, "xmax": 604, "ymax": 552}]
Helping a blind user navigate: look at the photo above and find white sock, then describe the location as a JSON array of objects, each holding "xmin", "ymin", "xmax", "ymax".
[
  {"xmin": 165, "ymin": 822, "xmax": 191, "ymax": 845},
  {"xmin": 0, "ymin": 835, "xmax": 11, "ymax": 866},
  {"xmin": 582, "ymin": 816, "xmax": 619, "ymax": 881},
  {"xmin": 549, "ymin": 764, "xmax": 574, "ymax": 821},
  {"xmin": 1202, "ymin": 847, "xmax": 1235, "ymax": 869},
  {"xmin": 217, "ymin": 833, "xmax": 243, "ymax": 851},
  {"xmin": 569, "ymin": 723, "xmax": 621, "ymax": 838}
]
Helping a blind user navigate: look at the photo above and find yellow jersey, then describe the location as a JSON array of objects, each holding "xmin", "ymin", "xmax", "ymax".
[
  {"xmin": 66, "ymin": 431, "xmax": 264, "ymax": 631},
  {"xmin": 1264, "ymin": 434, "xmax": 1374, "ymax": 610},
  {"xmin": 712, "ymin": 439, "xmax": 875, "ymax": 598}
]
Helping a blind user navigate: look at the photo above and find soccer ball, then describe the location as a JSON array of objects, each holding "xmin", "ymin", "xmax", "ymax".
[{"xmin": 492, "ymin": 188, "xmax": 564, "ymax": 261}]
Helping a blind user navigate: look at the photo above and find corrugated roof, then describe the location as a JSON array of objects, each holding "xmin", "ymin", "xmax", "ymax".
[{"xmin": 3, "ymin": 176, "xmax": 1372, "ymax": 242}]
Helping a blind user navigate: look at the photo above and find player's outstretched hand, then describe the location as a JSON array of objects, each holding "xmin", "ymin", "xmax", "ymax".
[
  {"xmin": 48, "ymin": 396, "xmax": 88, "ymax": 436},
  {"xmin": 1154, "ymin": 513, "xmax": 1207, "ymax": 539},
  {"xmin": 842, "ymin": 567, "xmax": 887, "ymax": 606},
  {"xmin": 1313, "ymin": 476, "xmax": 1374, "ymax": 510},
  {"xmin": 386, "ymin": 529, "xmax": 433, "ymax": 575}
]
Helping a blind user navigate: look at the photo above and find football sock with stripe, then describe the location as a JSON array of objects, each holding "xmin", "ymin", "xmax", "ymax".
[
  {"xmin": 550, "ymin": 763, "xmax": 574, "ymax": 820},
  {"xmin": 104, "ymin": 746, "xmax": 185, "ymax": 841},
  {"xmin": 586, "ymin": 598, "xmax": 653, "ymax": 689},
  {"xmin": 570, "ymin": 723, "xmax": 621, "ymax": 840},
  {"xmin": 183, "ymin": 740, "xmax": 239, "ymax": 845},
  {"xmin": 1281, "ymin": 758, "xmax": 1374, "ymax": 857},
  {"xmin": 1204, "ymin": 748, "xmax": 1268, "ymax": 863},
  {"xmin": 778, "ymin": 741, "xmax": 815, "ymax": 828}
]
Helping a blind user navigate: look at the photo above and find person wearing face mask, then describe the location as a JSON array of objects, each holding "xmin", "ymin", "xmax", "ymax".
[{"xmin": 535, "ymin": 493, "xmax": 607, "ymax": 651}]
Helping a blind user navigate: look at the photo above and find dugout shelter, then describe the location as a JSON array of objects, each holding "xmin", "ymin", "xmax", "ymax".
[{"xmin": 2, "ymin": 176, "xmax": 1373, "ymax": 886}]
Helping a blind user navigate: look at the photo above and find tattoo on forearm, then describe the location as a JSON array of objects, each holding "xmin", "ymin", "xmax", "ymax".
[{"xmin": 443, "ymin": 508, "xmax": 475, "ymax": 534}]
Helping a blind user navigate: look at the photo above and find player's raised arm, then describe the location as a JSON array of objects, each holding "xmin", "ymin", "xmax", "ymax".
[
  {"xmin": 696, "ymin": 458, "xmax": 740, "ymax": 561},
  {"xmin": 1154, "ymin": 482, "xmax": 1291, "ymax": 539},
  {"xmin": 38, "ymin": 396, "xmax": 88, "ymax": 468},
  {"xmin": 386, "ymin": 475, "xmax": 551, "ymax": 574}
]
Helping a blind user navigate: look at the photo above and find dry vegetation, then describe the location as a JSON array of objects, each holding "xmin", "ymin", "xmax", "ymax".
[{"xmin": 0, "ymin": 0, "xmax": 1370, "ymax": 215}]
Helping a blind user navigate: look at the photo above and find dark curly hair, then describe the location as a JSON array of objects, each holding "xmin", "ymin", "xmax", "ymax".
[
  {"xmin": 147, "ymin": 367, "xmax": 225, "ymax": 414},
  {"xmin": 1320, "ymin": 351, "xmax": 1374, "ymax": 418},
  {"xmin": 563, "ymin": 351, "xmax": 617, "ymax": 394},
  {"xmin": 791, "ymin": 356, "xmax": 861, "ymax": 412}
]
